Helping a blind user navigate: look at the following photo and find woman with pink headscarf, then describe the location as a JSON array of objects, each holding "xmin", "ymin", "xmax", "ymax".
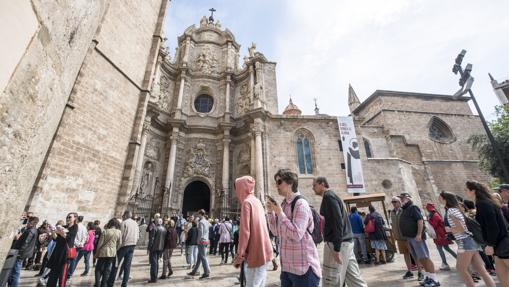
[{"xmin": 233, "ymin": 176, "xmax": 273, "ymax": 287}]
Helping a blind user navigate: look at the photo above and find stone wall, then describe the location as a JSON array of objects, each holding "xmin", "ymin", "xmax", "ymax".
[
  {"xmin": 0, "ymin": 0, "xmax": 108, "ymax": 267},
  {"xmin": 266, "ymin": 116, "xmax": 345, "ymax": 208},
  {"xmin": 26, "ymin": 0, "xmax": 166, "ymax": 226}
]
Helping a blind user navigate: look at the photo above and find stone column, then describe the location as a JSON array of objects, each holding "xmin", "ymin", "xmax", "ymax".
[
  {"xmin": 176, "ymin": 75, "xmax": 185, "ymax": 110},
  {"xmin": 165, "ymin": 127, "xmax": 179, "ymax": 209},
  {"xmin": 222, "ymin": 132, "xmax": 231, "ymax": 214},
  {"xmin": 253, "ymin": 119, "xmax": 265, "ymax": 200},
  {"xmin": 225, "ymin": 76, "xmax": 231, "ymax": 114},
  {"xmin": 131, "ymin": 117, "xmax": 151, "ymax": 196}
]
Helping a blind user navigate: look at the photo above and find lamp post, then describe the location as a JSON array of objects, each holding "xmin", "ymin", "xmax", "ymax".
[{"xmin": 452, "ymin": 49, "xmax": 509, "ymax": 182}]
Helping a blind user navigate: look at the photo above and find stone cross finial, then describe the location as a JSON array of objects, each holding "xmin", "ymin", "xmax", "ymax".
[
  {"xmin": 208, "ymin": 8, "xmax": 216, "ymax": 24},
  {"xmin": 314, "ymin": 98, "xmax": 320, "ymax": 115}
]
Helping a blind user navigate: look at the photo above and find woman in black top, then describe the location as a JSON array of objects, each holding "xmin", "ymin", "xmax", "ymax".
[
  {"xmin": 465, "ymin": 181, "xmax": 509, "ymax": 287},
  {"xmin": 46, "ymin": 213, "xmax": 78, "ymax": 287},
  {"xmin": 364, "ymin": 205, "xmax": 388, "ymax": 264}
]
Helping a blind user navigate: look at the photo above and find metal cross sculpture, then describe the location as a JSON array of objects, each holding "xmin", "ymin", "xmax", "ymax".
[{"xmin": 208, "ymin": 8, "xmax": 216, "ymax": 23}]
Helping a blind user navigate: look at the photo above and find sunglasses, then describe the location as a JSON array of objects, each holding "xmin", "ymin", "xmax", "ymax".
[{"xmin": 276, "ymin": 179, "xmax": 283, "ymax": 185}]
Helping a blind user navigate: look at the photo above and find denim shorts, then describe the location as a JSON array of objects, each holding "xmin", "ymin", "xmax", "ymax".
[
  {"xmin": 456, "ymin": 236, "xmax": 481, "ymax": 253},
  {"xmin": 407, "ymin": 238, "xmax": 430, "ymax": 260}
]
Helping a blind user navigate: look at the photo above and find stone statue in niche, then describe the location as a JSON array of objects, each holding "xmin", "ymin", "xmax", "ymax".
[
  {"xmin": 139, "ymin": 161, "xmax": 154, "ymax": 199},
  {"xmin": 237, "ymin": 84, "xmax": 251, "ymax": 114},
  {"xmin": 184, "ymin": 141, "xmax": 211, "ymax": 178},
  {"xmin": 253, "ymin": 82, "xmax": 263, "ymax": 100},
  {"xmin": 248, "ymin": 42, "xmax": 257, "ymax": 58},
  {"xmin": 194, "ymin": 47, "xmax": 218, "ymax": 74}
]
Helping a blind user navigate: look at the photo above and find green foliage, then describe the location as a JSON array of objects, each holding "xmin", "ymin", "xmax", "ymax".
[{"xmin": 469, "ymin": 105, "xmax": 509, "ymax": 181}]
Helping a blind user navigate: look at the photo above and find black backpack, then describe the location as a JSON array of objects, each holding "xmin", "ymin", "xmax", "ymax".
[
  {"xmin": 290, "ymin": 195, "xmax": 324, "ymax": 245},
  {"xmin": 464, "ymin": 215, "xmax": 485, "ymax": 245}
]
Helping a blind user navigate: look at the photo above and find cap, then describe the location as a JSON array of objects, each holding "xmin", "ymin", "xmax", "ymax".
[
  {"xmin": 398, "ymin": 192, "xmax": 412, "ymax": 199},
  {"xmin": 495, "ymin": 184, "xmax": 509, "ymax": 191}
]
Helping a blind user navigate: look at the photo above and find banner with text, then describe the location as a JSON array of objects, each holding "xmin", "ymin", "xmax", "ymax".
[{"xmin": 337, "ymin": 116, "xmax": 366, "ymax": 193}]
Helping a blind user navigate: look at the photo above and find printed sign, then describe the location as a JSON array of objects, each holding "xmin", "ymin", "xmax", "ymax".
[{"xmin": 337, "ymin": 116, "xmax": 366, "ymax": 193}]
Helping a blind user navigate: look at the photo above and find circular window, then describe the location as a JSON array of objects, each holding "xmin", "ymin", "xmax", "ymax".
[
  {"xmin": 381, "ymin": 179, "xmax": 392, "ymax": 189},
  {"xmin": 194, "ymin": 94, "xmax": 214, "ymax": 113}
]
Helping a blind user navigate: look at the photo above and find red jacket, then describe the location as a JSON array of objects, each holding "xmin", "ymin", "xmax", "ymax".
[{"xmin": 426, "ymin": 203, "xmax": 452, "ymax": 246}]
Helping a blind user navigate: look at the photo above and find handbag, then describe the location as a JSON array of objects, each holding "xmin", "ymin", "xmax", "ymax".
[
  {"xmin": 67, "ymin": 245, "xmax": 77, "ymax": 260},
  {"xmin": 365, "ymin": 217, "xmax": 375, "ymax": 233}
]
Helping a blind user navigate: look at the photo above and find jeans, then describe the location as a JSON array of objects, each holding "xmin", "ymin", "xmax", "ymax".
[
  {"xmin": 95, "ymin": 257, "xmax": 114, "ymax": 287},
  {"xmin": 149, "ymin": 250, "xmax": 162, "ymax": 281},
  {"xmin": 8, "ymin": 258, "xmax": 22, "ymax": 287},
  {"xmin": 323, "ymin": 241, "xmax": 368, "ymax": 287},
  {"xmin": 67, "ymin": 247, "xmax": 82, "ymax": 278},
  {"xmin": 436, "ymin": 244, "xmax": 457, "ymax": 265},
  {"xmin": 352, "ymin": 233, "xmax": 368, "ymax": 260},
  {"xmin": 281, "ymin": 268, "xmax": 320, "ymax": 287},
  {"xmin": 187, "ymin": 245, "xmax": 197, "ymax": 266},
  {"xmin": 219, "ymin": 242, "xmax": 231, "ymax": 262},
  {"xmin": 162, "ymin": 249, "xmax": 174, "ymax": 275},
  {"xmin": 74, "ymin": 249, "xmax": 92, "ymax": 274},
  {"xmin": 109, "ymin": 245, "xmax": 135, "ymax": 287},
  {"xmin": 191, "ymin": 243, "xmax": 210, "ymax": 275},
  {"xmin": 245, "ymin": 262, "xmax": 269, "ymax": 287}
]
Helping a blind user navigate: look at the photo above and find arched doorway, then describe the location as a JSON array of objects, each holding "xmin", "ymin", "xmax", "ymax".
[{"xmin": 182, "ymin": 181, "xmax": 210, "ymax": 216}]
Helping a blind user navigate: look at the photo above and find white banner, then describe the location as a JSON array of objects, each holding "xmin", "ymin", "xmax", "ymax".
[{"xmin": 337, "ymin": 116, "xmax": 366, "ymax": 193}]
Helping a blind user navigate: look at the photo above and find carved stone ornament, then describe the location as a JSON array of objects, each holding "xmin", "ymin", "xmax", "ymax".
[
  {"xmin": 193, "ymin": 47, "xmax": 218, "ymax": 75},
  {"xmin": 145, "ymin": 139, "xmax": 161, "ymax": 160},
  {"xmin": 156, "ymin": 75, "xmax": 171, "ymax": 111},
  {"xmin": 184, "ymin": 141, "xmax": 212, "ymax": 178},
  {"xmin": 236, "ymin": 84, "xmax": 251, "ymax": 115}
]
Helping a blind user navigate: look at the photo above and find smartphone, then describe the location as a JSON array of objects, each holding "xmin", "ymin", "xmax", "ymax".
[{"xmin": 266, "ymin": 195, "xmax": 277, "ymax": 204}]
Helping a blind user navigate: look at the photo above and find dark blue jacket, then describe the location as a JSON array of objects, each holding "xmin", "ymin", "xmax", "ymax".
[{"xmin": 349, "ymin": 212, "xmax": 364, "ymax": 234}]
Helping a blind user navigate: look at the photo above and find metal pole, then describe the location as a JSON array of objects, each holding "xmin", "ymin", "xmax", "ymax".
[{"xmin": 467, "ymin": 90, "xmax": 509, "ymax": 182}]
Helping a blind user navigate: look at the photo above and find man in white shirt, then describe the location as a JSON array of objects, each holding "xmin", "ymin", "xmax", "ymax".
[
  {"xmin": 68, "ymin": 215, "xmax": 88, "ymax": 279},
  {"xmin": 110, "ymin": 210, "xmax": 140, "ymax": 287}
]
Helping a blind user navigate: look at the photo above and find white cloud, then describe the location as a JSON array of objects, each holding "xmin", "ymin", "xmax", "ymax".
[{"xmin": 274, "ymin": 0, "xmax": 509, "ymax": 119}]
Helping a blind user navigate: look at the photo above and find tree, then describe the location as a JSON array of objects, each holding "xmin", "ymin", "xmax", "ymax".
[{"xmin": 469, "ymin": 105, "xmax": 509, "ymax": 181}]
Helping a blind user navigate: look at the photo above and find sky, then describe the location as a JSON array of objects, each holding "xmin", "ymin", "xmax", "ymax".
[{"xmin": 163, "ymin": 0, "xmax": 509, "ymax": 120}]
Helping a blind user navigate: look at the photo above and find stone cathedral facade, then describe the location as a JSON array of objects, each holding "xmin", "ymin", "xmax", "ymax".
[{"xmin": 124, "ymin": 16, "xmax": 490, "ymax": 220}]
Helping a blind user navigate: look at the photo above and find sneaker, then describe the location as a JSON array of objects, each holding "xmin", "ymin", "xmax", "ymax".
[
  {"xmin": 187, "ymin": 272, "xmax": 197, "ymax": 276},
  {"xmin": 423, "ymin": 279, "xmax": 440, "ymax": 287},
  {"xmin": 417, "ymin": 272, "xmax": 424, "ymax": 282},
  {"xmin": 403, "ymin": 271, "xmax": 414, "ymax": 279},
  {"xmin": 488, "ymin": 269, "xmax": 497, "ymax": 276},
  {"xmin": 439, "ymin": 263, "xmax": 450, "ymax": 271},
  {"xmin": 199, "ymin": 274, "xmax": 210, "ymax": 280}
]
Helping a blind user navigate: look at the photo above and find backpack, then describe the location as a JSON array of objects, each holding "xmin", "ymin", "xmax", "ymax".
[
  {"xmin": 290, "ymin": 195, "xmax": 324, "ymax": 245},
  {"xmin": 365, "ymin": 217, "xmax": 376, "ymax": 233},
  {"xmin": 464, "ymin": 215, "xmax": 485, "ymax": 245}
]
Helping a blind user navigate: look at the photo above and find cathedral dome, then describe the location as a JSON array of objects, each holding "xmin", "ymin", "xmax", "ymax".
[{"xmin": 283, "ymin": 98, "xmax": 302, "ymax": 115}]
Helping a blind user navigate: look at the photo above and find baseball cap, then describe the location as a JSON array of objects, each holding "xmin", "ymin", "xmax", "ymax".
[
  {"xmin": 495, "ymin": 184, "xmax": 509, "ymax": 192},
  {"xmin": 398, "ymin": 192, "xmax": 412, "ymax": 199}
]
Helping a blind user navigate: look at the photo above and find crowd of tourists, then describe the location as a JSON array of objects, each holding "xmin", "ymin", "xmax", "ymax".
[{"xmin": 4, "ymin": 170, "xmax": 509, "ymax": 287}]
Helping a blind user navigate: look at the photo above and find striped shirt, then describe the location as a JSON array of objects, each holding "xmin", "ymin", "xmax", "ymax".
[
  {"xmin": 267, "ymin": 192, "xmax": 321, "ymax": 277},
  {"xmin": 446, "ymin": 208, "xmax": 470, "ymax": 240}
]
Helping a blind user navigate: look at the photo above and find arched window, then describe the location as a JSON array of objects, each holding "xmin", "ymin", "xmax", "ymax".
[
  {"xmin": 295, "ymin": 130, "xmax": 314, "ymax": 174},
  {"xmin": 364, "ymin": 138, "xmax": 373, "ymax": 158},
  {"xmin": 428, "ymin": 116, "xmax": 455, "ymax": 143}
]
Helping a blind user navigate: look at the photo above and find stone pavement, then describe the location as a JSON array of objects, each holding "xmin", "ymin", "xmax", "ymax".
[{"xmin": 19, "ymin": 239, "xmax": 500, "ymax": 286}]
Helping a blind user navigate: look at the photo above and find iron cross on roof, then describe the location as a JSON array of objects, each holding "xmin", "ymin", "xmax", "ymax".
[{"xmin": 208, "ymin": 8, "xmax": 216, "ymax": 23}]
